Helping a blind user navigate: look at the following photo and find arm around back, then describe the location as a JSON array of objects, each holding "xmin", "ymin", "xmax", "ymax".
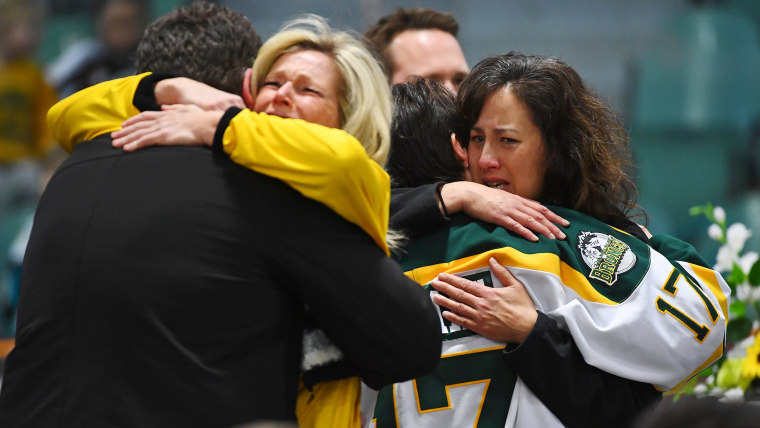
[
  {"xmin": 266, "ymin": 183, "xmax": 441, "ymax": 388},
  {"xmin": 218, "ymin": 109, "xmax": 392, "ymax": 253}
]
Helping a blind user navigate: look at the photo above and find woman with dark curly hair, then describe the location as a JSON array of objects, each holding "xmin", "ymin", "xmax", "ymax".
[
  {"xmin": 453, "ymin": 51, "xmax": 643, "ymax": 228},
  {"xmin": 371, "ymin": 53, "xmax": 728, "ymax": 428}
]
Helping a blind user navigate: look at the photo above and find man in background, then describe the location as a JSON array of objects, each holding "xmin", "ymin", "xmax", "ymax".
[
  {"xmin": 365, "ymin": 7, "xmax": 469, "ymax": 93},
  {"xmin": 47, "ymin": 0, "xmax": 150, "ymax": 97}
]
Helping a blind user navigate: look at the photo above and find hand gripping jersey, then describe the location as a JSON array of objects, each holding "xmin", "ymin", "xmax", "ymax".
[{"xmin": 364, "ymin": 209, "xmax": 729, "ymax": 428}]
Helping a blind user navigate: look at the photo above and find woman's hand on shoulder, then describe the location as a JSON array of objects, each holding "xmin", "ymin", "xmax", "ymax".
[
  {"xmin": 111, "ymin": 105, "xmax": 224, "ymax": 152},
  {"xmin": 440, "ymin": 181, "xmax": 569, "ymax": 242}
]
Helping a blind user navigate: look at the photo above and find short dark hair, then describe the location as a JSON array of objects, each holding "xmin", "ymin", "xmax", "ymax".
[
  {"xmin": 364, "ymin": 8, "xmax": 459, "ymax": 79},
  {"xmin": 135, "ymin": 1, "xmax": 262, "ymax": 94},
  {"xmin": 387, "ymin": 77, "xmax": 464, "ymax": 188},
  {"xmin": 456, "ymin": 52, "xmax": 641, "ymax": 224}
]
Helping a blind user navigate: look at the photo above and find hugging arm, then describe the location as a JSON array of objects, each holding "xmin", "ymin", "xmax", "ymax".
[
  {"xmin": 270, "ymin": 187, "xmax": 440, "ymax": 388},
  {"xmin": 391, "ymin": 182, "xmax": 569, "ymax": 242},
  {"xmin": 504, "ymin": 313, "xmax": 662, "ymax": 428},
  {"xmin": 47, "ymin": 73, "xmax": 392, "ymax": 253}
]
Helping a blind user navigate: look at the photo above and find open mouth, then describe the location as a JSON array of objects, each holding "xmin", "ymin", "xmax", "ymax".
[{"xmin": 484, "ymin": 181, "xmax": 509, "ymax": 191}]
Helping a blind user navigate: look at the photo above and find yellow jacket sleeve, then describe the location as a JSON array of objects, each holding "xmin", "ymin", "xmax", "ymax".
[
  {"xmin": 222, "ymin": 111, "xmax": 391, "ymax": 254},
  {"xmin": 47, "ymin": 72, "xmax": 149, "ymax": 152}
]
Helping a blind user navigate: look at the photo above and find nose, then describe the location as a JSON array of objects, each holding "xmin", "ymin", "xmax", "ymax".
[
  {"xmin": 273, "ymin": 82, "xmax": 294, "ymax": 106},
  {"xmin": 477, "ymin": 140, "xmax": 500, "ymax": 170}
]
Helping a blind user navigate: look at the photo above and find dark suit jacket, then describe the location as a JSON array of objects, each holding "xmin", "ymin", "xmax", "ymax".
[{"xmin": 0, "ymin": 136, "xmax": 440, "ymax": 428}]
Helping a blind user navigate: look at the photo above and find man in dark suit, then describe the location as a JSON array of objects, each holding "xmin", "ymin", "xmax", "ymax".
[{"xmin": 0, "ymin": 3, "xmax": 440, "ymax": 427}]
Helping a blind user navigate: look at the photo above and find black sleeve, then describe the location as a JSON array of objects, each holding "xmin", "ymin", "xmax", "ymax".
[
  {"xmin": 212, "ymin": 107, "xmax": 242, "ymax": 152},
  {"xmin": 270, "ymin": 184, "xmax": 442, "ymax": 389},
  {"xmin": 503, "ymin": 312, "xmax": 662, "ymax": 428},
  {"xmin": 390, "ymin": 182, "xmax": 449, "ymax": 237},
  {"xmin": 132, "ymin": 73, "xmax": 178, "ymax": 111}
]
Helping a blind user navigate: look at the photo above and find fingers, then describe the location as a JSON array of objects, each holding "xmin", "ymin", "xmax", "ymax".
[
  {"xmin": 112, "ymin": 126, "xmax": 163, "ymax": 152},
  {"xmin": 516, "ymin": 210, "xmax": 565, "ymax": 240},
  {"xmin": 513, "ymin": 200, "xmax": 567, "ymax": 240},
  {"xmin": 497, "ymin": 217, "xmax": 540, "ymax": 242},
  {"xmin": 440, "ymin": 310, "xmax": 476, "ymax": 331},
  {"xmin": 488, "ymin": 257, "xmax": 524, "ymax": 289},
  {"xmin": 434, "ymin": 272, "xmax": 485, "ymax": 298},
  {"xmin": 112, "ymin": 115, "xmax": 168, "ymax": 151},
  {"xmin": 537, "ymin": 204, "xmax": 570, "ymax": 227},
  {"xmin": 119, "ymin": 111, "xmax": 162, "ymax": 128},
  {"xmin": 431, "ymin": 290, "xmax": 478, "ymax": 320}
]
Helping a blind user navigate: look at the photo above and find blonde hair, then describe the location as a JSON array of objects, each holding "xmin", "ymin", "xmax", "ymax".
[{"xmin": 251, "ymin": 14, "xmax": 392, "ymax": 166}]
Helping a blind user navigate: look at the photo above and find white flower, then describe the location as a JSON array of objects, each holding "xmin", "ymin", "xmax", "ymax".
[
  {"xmin": 693, "ymin": 383, "xmax": 709, "ymax": 395},
  {"xmin": 719, "ymin": 387, "xmax": 745, "ymax": 402},
  {"xmin": 726, "ymin": 336, "xmax": 757, "ymax": 359},
  {"xmin": 736, "ymin": 282, "xmax": 760, "ymax": 304},
  {"xmin": 726, "ymin": 223, "xmax": 752, "ymax": 253},
  {"xmin": 746, "ymin": 284, "xmax": 760, "ymax": 303},
  {"xmin": 713, "ymin": 206, "xmax": 726, "ymax": 224},
  {"xmin": 708, "ymin": 224, "xmax": 724, "ymax": 241},
  {"xmin": 737, "ymin": 283, "xmax": 752, "ymax": 302},
  {"xmin": 738, "ymin": 251, "xmax": 759, "ymax": 273},
  {"xmin": 714, "ymin": 245, "xmax": 737, "ymax": 272}
]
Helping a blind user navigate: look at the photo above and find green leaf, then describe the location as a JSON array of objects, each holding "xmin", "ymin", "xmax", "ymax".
[
  {"xmin": 749, "ymin": 259, "xmax": 760, "ymax": 286},
  {"xmin": 727, "ymin": 264, "xmax": 746, "ymax": 286},
  {"xmin": 689, "ymin": 203, "xmax": 713, "ymax": 219},
  {"xmin": 730, "ymin": 300, "xmax": 747, "ymax": 318},
  {"xmin": 727, "ymin": 317, "xmax": 753, "ymax": 343},
  {"xmin": 689, "ymin": 205, "xmax": 707, "ymax": 217}
]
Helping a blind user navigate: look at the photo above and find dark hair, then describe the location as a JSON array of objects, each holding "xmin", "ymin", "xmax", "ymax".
[
  {"xmin": 456, "ymin": 52, "xmax": 643, "ymax": 225},
  {"xmin": 387, "ymin": 78, "xmax": 464, "ymax": 188},
  {"xmin": 364, "ymin": 8, "xmax": 459, "ymax": 79},
  {"xmin": 136, "ymin": 1, "xmax": 262, "ymax": 94}
]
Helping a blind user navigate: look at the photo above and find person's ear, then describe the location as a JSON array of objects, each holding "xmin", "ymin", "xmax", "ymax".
[
  {"xmin": 451, "ymin": 134, "xmax": 468, "ymax": 168},
  {"xmin": 242, "ymin": 68, "xmax": 255, "ymax": 109}
]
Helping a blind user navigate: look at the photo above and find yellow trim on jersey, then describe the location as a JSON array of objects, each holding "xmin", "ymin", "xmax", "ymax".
[
  {"xmin": 406, "ymin": 247, "xmax": 617, "ymax": 305},
  {"xmin": 689, "ymin": 263, "xmax": 729, "ymax": 319},
  {"xmin": 47, "ymin": 73, "xmax": 148, "ymax": 152},
  {"xmin": 661, "ymin": 341, "xmax": 725, "ymax": 392}
]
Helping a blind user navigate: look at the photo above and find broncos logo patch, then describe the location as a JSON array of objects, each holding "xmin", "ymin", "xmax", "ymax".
[{"xmin": 577, "ymin": 231, "xmax": 636, "ymax": 286}]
